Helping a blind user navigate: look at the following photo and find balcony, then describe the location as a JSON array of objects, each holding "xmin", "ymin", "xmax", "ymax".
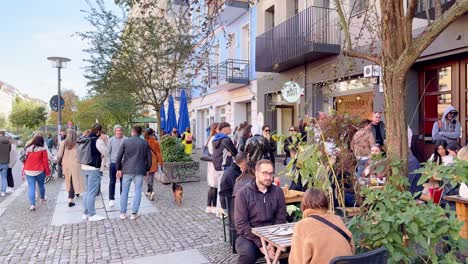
[
  {"xmin": 256, "ymin": 6, "xmax": 341, "ymax": 73},
  {"xmin": 414, "ymin": 0, "xmax": 456, "ymax": 19},
  {"xmin": 207, "ymin": 0, "xmax": 250, "ymax": 25},
  {"xmin": 208, "ymin": 59, "xmax": 250, "ymax": 90},
  {"xmin": 172, "ymin": 87, "xmax": 192, "ymax": 102}
]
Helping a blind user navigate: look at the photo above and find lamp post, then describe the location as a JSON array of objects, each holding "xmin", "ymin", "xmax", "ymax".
[
  {"xmin": 71, "ymin": 105, "xmax": 77, "ymax": 130},
  {"xmin": 47, "ymin": 57, "xmax": 70, "ymax": 143}
]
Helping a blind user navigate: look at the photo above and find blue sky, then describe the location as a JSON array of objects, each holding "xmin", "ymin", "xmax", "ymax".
[{"xmin": 0, "ymin": 0, "xmax": 117, "ymax": 103}]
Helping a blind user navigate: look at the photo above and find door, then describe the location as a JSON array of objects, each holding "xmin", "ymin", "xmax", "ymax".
[{"xmin": 460, "ymin": 59, "xmax": 468, "ymax": 146}]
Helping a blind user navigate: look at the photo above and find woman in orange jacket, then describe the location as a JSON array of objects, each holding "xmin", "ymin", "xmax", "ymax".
[{"xmin": 144, "ymin": 128, "xmax": 163, "ymax": 200}]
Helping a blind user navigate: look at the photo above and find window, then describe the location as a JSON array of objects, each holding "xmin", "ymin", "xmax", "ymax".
[
  {"xmin": 294, "ymin": 0, "xmax": 299, "ymax": 14},
  {"xmin": 241, "ymin": 24, "xmax": 250, "ymax": 61},
  {"xmin": 228, "ymin": 33, "xmax": 236, "ymax": 59},
  {"xmin": 265, "ymin": 5, "xmax": 275, "ymax": 31},
  {"xmin": 350, "ymin": 0, "xmax": 368, "ymax": 15}
]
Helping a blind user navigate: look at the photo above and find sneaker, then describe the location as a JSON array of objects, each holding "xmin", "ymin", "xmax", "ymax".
[
  {"xmin": 30, "ymin": 205, "xmax": 36, "ymax": 211},
  {"xmin": 119, "ymin": 213, "xmax": 127, "ymax": 220},
  {"xmin": 109, "ymin": 200, "xmax": 115, "ymax": 207},
  {"xmin": 6, "ymin": 187, "xmax": 14, "ymax": 194},
  {"xmin": 0, "ymin": 192, "xmax": 5, "ymax": 197},
  {"xmin": 130, "ymin": 214, "xmax": 139, "ymax": 220},
  {"xmin": 88, "ymin": 215, "xmax": 106, "ymax": 222},
  {"xmin": 205, "ymin": 207, "xmax": 212, "ymax": 213},
  {"xmin": 82, "ymin": 214, "xmax": 89, "ymax": 220},
  {"xmin": 149, "ymin": 192, "xmax": 155, "ymax": 201}
]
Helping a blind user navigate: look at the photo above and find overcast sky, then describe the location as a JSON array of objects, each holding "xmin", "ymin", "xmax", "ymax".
[{"xmin": 0, "ymin": 0, "xmax": 118, "ymax": 103}]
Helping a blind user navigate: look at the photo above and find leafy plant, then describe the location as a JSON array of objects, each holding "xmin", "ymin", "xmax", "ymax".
[{"xmin": 160, "ymin": 136, "xmax": 192, "ymax": 162}]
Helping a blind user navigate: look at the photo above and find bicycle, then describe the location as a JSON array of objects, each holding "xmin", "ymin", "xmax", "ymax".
[{"xmin": 45, "ymin": 159, "xmax": 57, "ymax": 184}]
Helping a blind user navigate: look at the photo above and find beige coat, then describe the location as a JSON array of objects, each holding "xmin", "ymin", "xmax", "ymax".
[
  {"xmin": 289, "ymin": 209, "xmax": 355, "ymax": 264},
  {"xmin": 351, "ymin": 128, "xmax": 375, "ymax": 158},
  {"xmin": 58, "ymin": 141, "xmax": 85, "ymax": 194}
]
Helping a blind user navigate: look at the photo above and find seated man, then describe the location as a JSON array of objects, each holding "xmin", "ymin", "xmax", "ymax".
[
  {"xmin": 234, "ymin": 159, "xmax": 287, "ymax": 264},
  {"xmin": 219, "ymin": 152, "xmax": 248, "ymax": 210}
]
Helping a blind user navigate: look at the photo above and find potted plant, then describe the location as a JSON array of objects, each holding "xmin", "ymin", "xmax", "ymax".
[{"xmin": 156, "ymin": 136, "xmax": 200, "ymax": 183}]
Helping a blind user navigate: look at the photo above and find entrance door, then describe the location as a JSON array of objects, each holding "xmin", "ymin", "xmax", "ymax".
[{"xmin": 418, "ymin": 59, "xmax": 467, "ymax": 160}]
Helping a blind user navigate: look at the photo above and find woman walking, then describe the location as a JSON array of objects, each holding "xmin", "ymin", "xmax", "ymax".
[
  {"xmin": 206, "ymin": 122, "xmax": 219, "ymax": 214},
  {"xmin": 23, "ymin": 134, "xmax": 50, "ymax": 211},
  {"xmin": 145, "ymin": 128, "xmax": 164, "ymax": 201},
  {"xmin": 6, "ymin": 136, "xmax": 18, "ymax": 193},
  {"xmin": 58, "ymin": 129, "xmax": 85, "ymax": 207}
]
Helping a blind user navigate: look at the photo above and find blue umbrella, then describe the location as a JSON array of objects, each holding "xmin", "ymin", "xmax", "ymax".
[
  {"xmin": 166, "ymin": 95, "xmax": 177, "ymax": 135},
  {"xmin": 177, "ymin": 89, "xmax": 191, "ymax": 134},
  {"xmin": 159, "ymin": 104, "xmax": 167, "ymax": 135}
]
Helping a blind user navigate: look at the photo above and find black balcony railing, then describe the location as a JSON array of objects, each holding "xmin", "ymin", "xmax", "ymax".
[
  {"xmin": 173, "ymin": 88, "xmax": 192, "ymax": 102},
  {"xmin": 414, "ymin": 0, "xmax": 456, "ymax": 19},
  {"xmin": 256, "ymin": 6, "xmax": 341, "ymax": 73},
  {"xmin": 208, "ymin": 59, "xmax": 250, "ymax": 88}
]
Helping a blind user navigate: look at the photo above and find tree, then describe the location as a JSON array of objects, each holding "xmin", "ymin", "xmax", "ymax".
[
  {"xmin": 9, "ymin": 98, "xmax": 48, "ymax": 130},
  {"xmin": 79, "ymin": 0, "xmax": 215, "ymax": 135},
  {"xmin": 48, "ymin": 89, "xmax": 79, "ymax": 125},
  {"xmin": 333, "ymin": 0, "xmax": 468, "ymax": 172}
]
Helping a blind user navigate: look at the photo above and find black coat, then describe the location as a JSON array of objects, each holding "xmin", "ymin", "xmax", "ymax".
[
  {"xmin": 212, "ymin": 134, "xmax": 237, "ymax": 171},
  {"xmin": 219, "ymin": 163, "xmax": 242, "ymax": 209}
]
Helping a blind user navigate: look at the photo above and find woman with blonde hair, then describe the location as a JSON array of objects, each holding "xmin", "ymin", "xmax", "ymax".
[{"xmin": 58, "ymin": 129, "xmax": 85, "ymax": 207}]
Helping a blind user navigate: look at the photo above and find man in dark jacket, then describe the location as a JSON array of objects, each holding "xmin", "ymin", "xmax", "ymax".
[
  {"xmin": 370, "ymin": 112, "xmax": 386, "ymax": 146},
  {"xmin": 212, "ymin": 122, "xmax": 237, "ymax": 171},
  {"xmin": 0, "ymin": 131, "xmax": 11, "ymax": 197},
  {"xmin": 245, "ymin": 134, "xmax": 270, "ymax": 163},
  {"xmin": 234, "ymin": 159, "xmax": 287, "ymax": 264},
  {"xmin": 116, "ymin": 126, "xmax": 152, "ymax": 220},
  {"xmin": 219, "ymin": 152, "xmax": 248, "ymax": 210}
]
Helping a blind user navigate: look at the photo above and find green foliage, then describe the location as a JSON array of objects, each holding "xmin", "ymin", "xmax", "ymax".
[
  {"xmin": 349, "ymin": 175, "xmax": 467, "ymax": 264},
  {"xmin": 160, "ymin": 136, "xmax": 192, "ymax": 162},
  {"xmin": 0, "ymin": 114, "xmax": 7, "ymax": 129},
  {"xmin": 415, "ymin": 158, "xmax": 468, "ymax": 191},
  {"xmin": 9, "ymin": 98, "xmax": 47, "ymax": 130}
]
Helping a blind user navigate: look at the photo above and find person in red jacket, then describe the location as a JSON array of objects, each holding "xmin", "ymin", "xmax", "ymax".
[{"xmin": 23, "ymin": 134, "xmax": 50, "ymax": 211}]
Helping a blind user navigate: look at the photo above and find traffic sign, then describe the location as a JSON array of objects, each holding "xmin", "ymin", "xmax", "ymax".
[{"xmin": 50, "ymin": 95, "xmax": 65, "ymax": 112}]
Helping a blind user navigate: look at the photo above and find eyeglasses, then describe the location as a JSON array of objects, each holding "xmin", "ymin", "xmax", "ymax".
[
  {"xmin": 261, "ymin": 171, "xmax": 275, "ymax": 178},
  {"xmin": 264, "ymin": 129, "xmax": 270, "ymax": 132}
]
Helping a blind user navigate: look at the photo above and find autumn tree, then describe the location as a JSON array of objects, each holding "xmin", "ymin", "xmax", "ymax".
[
  {"xmin": 48, "ymin": 89, "xmax": 79, "ymax": 125},
  {"xmin": 333, "ymin": 0, "xmax": 468, "ymax": 170},
  {"xmin": 79, "ymin": 0, "xmax": 215, "ymax": 135}
]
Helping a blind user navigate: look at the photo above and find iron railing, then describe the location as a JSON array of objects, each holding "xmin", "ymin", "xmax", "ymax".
[
  {"xmin": 208, "ymin": 59, "xmax": 250, "ymax": 88},
  {"xmin": 256, "ymin": 5, "xmax": 341, "ymax": 72}
]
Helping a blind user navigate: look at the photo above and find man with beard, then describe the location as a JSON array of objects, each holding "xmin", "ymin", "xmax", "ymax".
[{"xmin": 234, "ymin": 159, "xmax": 287, "ymax": 264}]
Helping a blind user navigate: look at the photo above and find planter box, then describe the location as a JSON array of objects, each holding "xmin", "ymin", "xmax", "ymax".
[{"xmin": 156, "ymin": 161, "xmax": 200, "ymax": 184}]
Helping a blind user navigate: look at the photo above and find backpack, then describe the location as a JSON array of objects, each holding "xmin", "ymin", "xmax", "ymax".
[
  {"xmin": 76, "ymin": 136, "xmax": 93, "ymax": 165},
  {"xmin": 185, "ymin": 133, "xmax": 193, "ymax": 144},
  {"xmin": 19, "ymin": 149, "xmax": 27, "ymax": 163}
]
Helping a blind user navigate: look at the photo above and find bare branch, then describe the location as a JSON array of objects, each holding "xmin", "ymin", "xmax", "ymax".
[
  {"xmin": 344, "ymin": 49, "xmax": 381, "ymax": 65},
  {"xmin": 333, "ymin": 0, "xmax": 352, "ymax": 51},
  {"xmin": 404, "ymin": 0, "xmax": 418, "ymax": 47}
]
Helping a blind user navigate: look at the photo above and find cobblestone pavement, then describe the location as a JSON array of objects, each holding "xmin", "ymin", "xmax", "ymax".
[{"xmin": 0, "ymin": 149, "xmax": 287, "ymax": 263}]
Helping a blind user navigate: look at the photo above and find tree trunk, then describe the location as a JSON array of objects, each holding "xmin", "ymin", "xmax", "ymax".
[
  {"xmin": 154, "ymin": 106, "xmax": 162, "ymax": 138},
  {"xmin": 382, "ymin": 66, "xmax": 409, "ymax": 175}
]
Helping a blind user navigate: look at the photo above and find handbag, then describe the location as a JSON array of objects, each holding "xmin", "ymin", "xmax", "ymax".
[{"xmin": 200, "ymin": 145, "xmax": 213, "ymax": 162}]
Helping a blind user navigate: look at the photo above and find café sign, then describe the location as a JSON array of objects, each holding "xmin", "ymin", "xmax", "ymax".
[{"xmin": 281, "ymin": 81, "xmax": 304, "ymax": 103}]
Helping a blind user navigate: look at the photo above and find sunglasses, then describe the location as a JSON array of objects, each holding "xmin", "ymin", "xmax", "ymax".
[{"xmin": 264, "ymin": 129, "xmax": 270, "ymax": 132}]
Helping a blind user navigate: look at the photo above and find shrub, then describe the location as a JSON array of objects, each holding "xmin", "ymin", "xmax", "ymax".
[{"xmin": 160, "ymin": 136, "xmax": 192, "ymax": 162}]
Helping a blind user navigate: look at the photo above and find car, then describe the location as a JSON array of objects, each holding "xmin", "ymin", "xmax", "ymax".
[{"xmin": 4, "ymin": 131, "xmax": 24, "ymax": 147}]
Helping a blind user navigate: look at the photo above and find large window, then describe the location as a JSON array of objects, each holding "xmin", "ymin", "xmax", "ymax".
[
  {"xmin": 422, "ymin": 66, "xmax": 452, "ymax": 141},
  {"xmin": 350, "ymin": 0, "xmax": 368, "ymax": 15}
]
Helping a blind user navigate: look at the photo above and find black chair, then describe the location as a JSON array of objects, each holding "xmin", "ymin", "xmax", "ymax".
[
  {"xmin": 330, "ymin": 247, "xmax": 388, "ymax": 264},
  {"xmin": 224, "ymin": 196, "xmax": 237, "ymax": 254}
]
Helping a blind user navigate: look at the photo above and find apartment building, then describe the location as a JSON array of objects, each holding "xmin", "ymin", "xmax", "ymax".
[
  {"xmin": 187, "ymin": 0, "xmax": 257, "ymax": 149},
  {"xmin": 254, "ymin": 0, "xmax": 468, "ymax": 160}
]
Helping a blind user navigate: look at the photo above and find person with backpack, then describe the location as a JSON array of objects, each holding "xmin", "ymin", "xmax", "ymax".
[
  {"xmin": 181, "ymin": 127, "xmax": 193, "ymax": 155},
  {"xmin": 432, "ymin": 105, "xmax": 461, "ymax": 145},
  {"xmin": 144, "ymin": 128, "xmax": 163, "ymax": 201},
  {"xmin": 77, "ymin": 123, "xmax": 107, "ymax": 221},
  {"xmin": 22, "ymin": 134, "xmax": 50, "ymax": 211}
]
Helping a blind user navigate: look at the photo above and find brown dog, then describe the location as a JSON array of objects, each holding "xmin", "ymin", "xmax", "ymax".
[{"xmin": 172, "ymin": 182, "xmax": 183, "ymax": 206}]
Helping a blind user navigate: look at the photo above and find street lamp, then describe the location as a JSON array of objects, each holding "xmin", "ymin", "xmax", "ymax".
[
  {"xmin": 71, "ymin": 105, "xmax": 77, "ymax": 131},
  {"xmin": 47, "ymin": 56, "xmax": 70, "ymax": 143}
]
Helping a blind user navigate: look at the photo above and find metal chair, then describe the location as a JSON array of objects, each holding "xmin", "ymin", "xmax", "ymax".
[{"xmin": 330, "ymin": 247, "xmax": 388, "ymax": 264}]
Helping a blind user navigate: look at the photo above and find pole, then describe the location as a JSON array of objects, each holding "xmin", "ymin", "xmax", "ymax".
[{"xmin": 57, "ymin": 66, "xmax": 62, "ymax": 142}]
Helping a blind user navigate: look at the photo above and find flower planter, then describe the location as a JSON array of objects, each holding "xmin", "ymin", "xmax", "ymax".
[{"xmin": 156, "ymin": 161, "xmax": 200, "ymax": 183}]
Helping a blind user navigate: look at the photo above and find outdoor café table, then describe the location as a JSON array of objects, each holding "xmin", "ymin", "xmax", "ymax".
[
  {"xmin": 445, "ymin": 195, "xmax": 468, "ymax": 239},
  {"xmin": 251, "ymin": 222, "xmax": 296, "ymax": 264},
  {"xmin": 284, "ymin": 189, "xmax": 304, "ymax": 204}
]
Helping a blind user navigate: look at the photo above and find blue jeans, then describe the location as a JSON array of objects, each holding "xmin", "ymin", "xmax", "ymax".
[
  {"xmin": 26, "ymin": 172, "xmax": 46, "ymax": 206},
  {"xmin": 0, "ymin": 163, "xmax": 8, "ymax": 193},
  {"xmin": 83, "ymin": 169, "xmax": 101, "ymax": 217},
  {"xmin": 120, "ymin": 174, "xmax": 144, "ymax": 214}
]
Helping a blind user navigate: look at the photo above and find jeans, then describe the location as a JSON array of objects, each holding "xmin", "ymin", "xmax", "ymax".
[
  {"xmin": 26, "ymin": 172, "xmax": 45, "ymax": 206},
  {"xmin": 120, "ymin": 174, "xmax": 144, "ymax": 214},
  {"xmin": 356, "ymin": 157, "xmax": 369, "ymax": 178},
  {"xmin": 0, "ymin": 163, "xmax": 9, "ymax": 193},
  {"xmin": 236, "ymin": 236, "xmax": 262, "ymax": 264},
  {"xmin": 83, "ymin": 169, "xmax": 101, "ymax": 217},
  {"xmin": 109, "ymin": 163, "xmax": 122, "ymax": 200}
]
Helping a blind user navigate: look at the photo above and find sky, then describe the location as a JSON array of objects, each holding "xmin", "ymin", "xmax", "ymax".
[{"xmin": 0, "ymin": 0, "xmax": 118, "ymax": 103}]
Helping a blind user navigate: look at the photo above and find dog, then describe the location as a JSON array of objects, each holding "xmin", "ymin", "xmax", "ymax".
[{"xmin": 172, "ymin": 182, "xmax": 183, "ymax": 206}]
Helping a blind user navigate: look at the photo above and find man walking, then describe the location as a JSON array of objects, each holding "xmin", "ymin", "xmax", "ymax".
[
  {"xmin": 0, "ymin": 131, "xmax": 11, "ymax": 197},
  {"xmin": 108, "ymin": 125, "xmax": 127, "ymax": 207},
  {"xmin": 116, "ymin": 126, "xmax": 152, "ymax": 220},
  {"xmin": 79, "ymin": 123, "xmax": 107, "ymax": 221},
  {"xmin": 234, "ymin": 159, "xmax": 287, "ymax": 263}
]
